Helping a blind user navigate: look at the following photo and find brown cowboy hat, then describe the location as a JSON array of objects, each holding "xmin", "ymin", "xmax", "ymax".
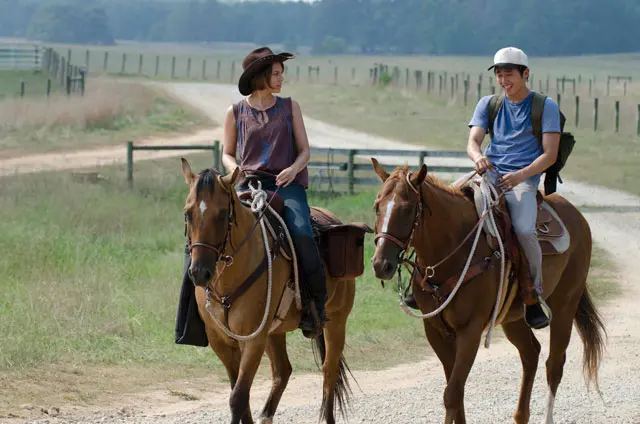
[{"xmin": 237, "ymin": 47, "xmax": 295, "ymax": 96}]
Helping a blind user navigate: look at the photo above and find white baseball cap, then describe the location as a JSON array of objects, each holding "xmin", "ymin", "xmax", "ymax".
[{"xmin": 488, "ymin": 47, "xmax": 528, "ymax": 71}]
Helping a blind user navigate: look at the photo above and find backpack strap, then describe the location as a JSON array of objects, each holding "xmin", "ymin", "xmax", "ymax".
[
  {"xmin": 531, "ymin": 92, "xmax": 546, "ymax": 143},
  {"xmin": 487, "ymin": 94, "xmax": 504, "ymax": 136}
]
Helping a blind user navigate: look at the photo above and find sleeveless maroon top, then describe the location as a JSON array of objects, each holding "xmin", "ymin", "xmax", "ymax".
[{"xmin": 233, "ymin": 96, "xmax": 309, "ymax": 188}]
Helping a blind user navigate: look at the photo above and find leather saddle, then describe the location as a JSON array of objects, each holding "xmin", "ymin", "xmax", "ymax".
[{"xmin": 467, "ymin": 183, "xmax": 571, "ymax": 256}]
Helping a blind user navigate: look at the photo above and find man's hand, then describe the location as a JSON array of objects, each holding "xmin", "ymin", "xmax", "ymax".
[
  {"xmin": 276, "ymin": 166, "xmax": 298, "ymax": 187},
  {"xmin": 499, "ymin": 171, "xmax": 526, "ymax": 191},
  {"xmin": 474, "ymin": 156, "xmax": 493, "ymax": 174}
]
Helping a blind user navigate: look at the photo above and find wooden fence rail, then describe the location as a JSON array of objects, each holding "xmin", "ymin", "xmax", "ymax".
[{"xmin": 126, "ymin": 141, "xmax": 473, "ymax": 193}]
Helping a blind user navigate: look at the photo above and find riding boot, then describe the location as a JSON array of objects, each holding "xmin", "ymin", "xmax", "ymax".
[{"xmin": 293, "ymin": 236, "xmax": 328, "ymax": 336}]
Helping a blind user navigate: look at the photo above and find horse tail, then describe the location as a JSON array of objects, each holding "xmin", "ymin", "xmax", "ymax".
[
  {"xmin": 312, "ymin": 330, "xmax": 355, "ymax": 421},
  {"xmin": 574, "ymin": 286, "xmax": 607, "ymax": 390}
]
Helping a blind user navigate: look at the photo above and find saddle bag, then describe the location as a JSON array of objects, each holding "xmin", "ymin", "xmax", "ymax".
[{"xmin": 317, "ymin": 223, "xmax": 371, "ymax": 280}]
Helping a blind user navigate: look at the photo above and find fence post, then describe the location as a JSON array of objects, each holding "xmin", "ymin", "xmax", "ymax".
[
  {"xmin": 187, "ymin": 57, "xmax": 192, "ymax": 79},
  {"xmin": 464, "ymin": 79, "xmax": 469, "ymax": 106},
  {"xmin": 80, "ymin": 71, "xmax": 85, "ymax": 96},
  {"xmin": 85, "ymin": 49, "xmax": 90, "ymax": 72},
  {"xmin": 216, "ymin": 60, "xmax": 221, "ymax": 80},
  {"xmin": 477, "ymin": 82, "xmax": 481, "ymax": 103},
  {"xmin": 615, "ymin": 100, "xmax": 620, "ymax": 133},
  {"xmin": 334, "ymin": 66, "xmax": 338, "ymax": 85},
  {"xmin": 121, "ymin": 53, "xmax": 127, "ymax": 74},
  {"xmin": 637, "ymin": 104, "xmax": 640, "ymax": 137},
  {"xmin": 556, "ymin": 93, "xmax": 561, "ymax": 109},
  {"xmin": 213, "ymin": 140, "xmax": 221, "ymax": 171},
  {"xmin": 127, "ymin": 141, "xmax": 134, "ymax": 187},
  {"xmin": 171, "ymin": 57, "xmax": 176, "ymax": 79},
  {"xmin": 347, "ymin": 150, "xmax": 356, "ymax": 195},
  {"xmin": 46, "ymin": 79, "xmax": 51, "ymax": 97},
  {"xmin": 155, "ymin": 56, "xmax": 160, "ymax": 77},
  {"xmin": 575, "ymin": 96, "xmax": 580, "ymax": 127},
  {"xmin": 418, "ymin": 151, "xmax": 426, "ymax": 167},
  {"xmin": 103, "ymin": 52, "xmax": 109, "ymax": 72},
  {"xmin": 593, "ymin": 98, "xmax": 599, "ymax": 131},
  {"xmin": 138, "ymin": 54, "xmax": 143, "ymax": 75},
  {"xmin": 20, "ymin": 81, "xmax": 25, "ymax": 97}
]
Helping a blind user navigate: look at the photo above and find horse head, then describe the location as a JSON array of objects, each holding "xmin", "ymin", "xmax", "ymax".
[
  {"xmin": 370, "ymin": 158, "xmax": 427, "ymax": 280},
  {"xmin": 181, "ymin": 158, "xmax": 240, "ymax": 287}
]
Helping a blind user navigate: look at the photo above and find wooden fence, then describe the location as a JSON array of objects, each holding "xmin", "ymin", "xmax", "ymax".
[
  {"xmin": 125, "ymin": 141, "xmax": 473, "ymax": 194},
  {"xmin": 64, "ymin": 45, "xmax": 640, "ymax": 136},
  {"xmin": 41, "ymin": 47, "xmax": 86, "ymax": 96},
  {"xmin": 0, "ymin": 44, "xmax": 41, "ymax": 70}
]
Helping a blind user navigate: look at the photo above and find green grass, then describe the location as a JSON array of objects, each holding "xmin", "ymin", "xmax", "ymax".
[
  {"xmin": 0, "ymin": 152, "xmax": 617, "ymax": 412},
  {"xmin": 0, "ymin": 70, "xmax": 61, "ymax": 100},
  {"xmin": 284, "ymin": 83, "xmax": 640, "ymax": 196}
]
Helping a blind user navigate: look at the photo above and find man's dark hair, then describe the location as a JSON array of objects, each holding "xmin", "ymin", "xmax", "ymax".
[{"xmin": 493, "ymin": 64, "xmax": 528, "ymax": 76}]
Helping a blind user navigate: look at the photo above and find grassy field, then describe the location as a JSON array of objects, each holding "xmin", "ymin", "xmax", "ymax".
[
  {"xmin": 0, "ymin": 70, "xmax": 61, "ymax": 100},
  {"xmin": 284, "ymin": 84, "xmax": 640, "ymax": 197},
  {"xmin": 0, "ymin": 75, "xmax": 211, "ymax": 157},
  {"xmin": 0, "ymin": 152, "xmax": 617, "ymax": 414}
]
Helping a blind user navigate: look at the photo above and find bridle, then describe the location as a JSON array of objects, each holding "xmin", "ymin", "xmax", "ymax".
[{"xmin": 373, "ymin": 172, "xmax": 424, "ymax": 264}]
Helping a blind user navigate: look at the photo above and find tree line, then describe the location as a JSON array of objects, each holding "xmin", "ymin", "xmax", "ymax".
[{"xmin": 1, "ymin": 0, "xmax": 638, "ymax": 56}]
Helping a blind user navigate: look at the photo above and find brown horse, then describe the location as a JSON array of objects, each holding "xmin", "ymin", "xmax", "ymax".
[
  {"xmin": 369, "ymin": 160, "xmax": 606, "ymax": 424},
  {"xmin": 180, "ymin": 159, "xmax": 356, "ymax": 424}
]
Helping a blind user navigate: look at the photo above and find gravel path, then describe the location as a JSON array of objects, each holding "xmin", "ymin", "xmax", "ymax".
[{"xmin": 4, "ymin": 83, "xmax": 640, "ymax": 424}]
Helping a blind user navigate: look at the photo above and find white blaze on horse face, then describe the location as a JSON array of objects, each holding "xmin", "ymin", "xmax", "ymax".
[
  {"xmin": 380, "ymin": 195, "xmax": 397, "ymax": 245},
  {"xmin": 199, "ymin": 200, "xmax": 207, "ymax": 215},
  {"xmin": 543, "ymin": 388, "xmax": 555, "ymax": 424}
]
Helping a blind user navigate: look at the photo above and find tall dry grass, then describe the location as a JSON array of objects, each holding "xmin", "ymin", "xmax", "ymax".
[
  {"xmin": 0, "ymin": 78, "xmax": 154, "ymax": 130},
  {"xmin": 0, "ymin": 78, "xmax": 209, "ymax": 156}
]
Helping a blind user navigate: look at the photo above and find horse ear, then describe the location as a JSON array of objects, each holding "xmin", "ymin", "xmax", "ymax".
[
  {"xmin": 181, "ymin": 158, "xmax": 194, "ymax": 184},
  {"xmin": 221, "ymin": 167, "xmax": 240, "ymax": 189},
  {"xmin": 410, "ymin": 164, "xmax": 428, "ymax": 186},
  {"xmin": 371, "ymin": 158, "xmax": 389, "ymax": 182}
]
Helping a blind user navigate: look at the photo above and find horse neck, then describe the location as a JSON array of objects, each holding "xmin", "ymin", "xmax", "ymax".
[{"xmin": 412, "ymin": 182, "xmax": 480, "ymax": 269}]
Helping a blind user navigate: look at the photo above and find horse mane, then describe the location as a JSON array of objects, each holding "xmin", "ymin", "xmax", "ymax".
[
  {"xmin": 195, "ymin": 168, "xmax": 221, "ymax": 196},
  {"xmin": 387, "ymin": 165, "xmax": 470, "ymax": 200}
]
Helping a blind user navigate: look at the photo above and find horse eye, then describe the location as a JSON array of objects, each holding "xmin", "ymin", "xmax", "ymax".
[{"xmin": 185, "ymin": 212, "xmax": 192, "ymax": 222}]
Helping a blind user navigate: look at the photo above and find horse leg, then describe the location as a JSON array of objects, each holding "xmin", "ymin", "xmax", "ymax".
[
  {"xmin": 423, "ymin": 321, "xmax": 466, "ymax": 423},
  {"xmin": 501, "ymin": 319, "xmax": 541, "ymax": 424},
  {"xmin": 442, "ymin": 322, "xmax": 483, "ymax": 424},
  {"xmin": 319, "ymin": 313, "xmax": 350, "ymax": 424},
  {"xmin": 542, "ymin": 293, "xmax": 581, "ymax": 424},
  {"xmin": 205, "ymin": 330, "xmax": 254, "ymax": 424},
  {"xmin": 259, "ymin": 334, "xmax": 292, "ymax": 424},
  {"xmin": 229, "ymin": 341, "xmax": 267, "ymax": 424}
]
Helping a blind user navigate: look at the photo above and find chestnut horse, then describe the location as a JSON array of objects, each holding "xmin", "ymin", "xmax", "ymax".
[
  {"xmin": 370, "ymin": 160, "xmax": 606, "ymax": 424},
  {"xmin": 181, "ymin": 159, "xmax": 355, "ymax": 424}
]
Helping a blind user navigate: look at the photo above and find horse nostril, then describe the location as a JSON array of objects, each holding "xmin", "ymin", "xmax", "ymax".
[{"xmin": 383, "ymin": 261, "xmax": 394, "ymax": 275}]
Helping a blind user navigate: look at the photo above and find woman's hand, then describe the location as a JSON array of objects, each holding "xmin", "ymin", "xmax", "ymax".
[{"xmin": 276, "ymin": 166, "xmax": 298, "ymax": 187}]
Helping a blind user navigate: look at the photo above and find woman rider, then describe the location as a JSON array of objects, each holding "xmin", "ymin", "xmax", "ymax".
[{"xmin": 220, "ymin": 47, "xmax": 327, "ymax": 334}]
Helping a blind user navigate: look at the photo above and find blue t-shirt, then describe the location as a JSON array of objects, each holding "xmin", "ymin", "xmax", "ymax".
[{"xmin": 468, "ymin": 91, "xmax": 561, "ymax": 185}]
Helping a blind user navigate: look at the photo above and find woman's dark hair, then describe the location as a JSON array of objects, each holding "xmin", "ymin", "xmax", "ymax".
[{"xmin": 251, "ymin": 62, "xmax": 284, "ymax": 92}]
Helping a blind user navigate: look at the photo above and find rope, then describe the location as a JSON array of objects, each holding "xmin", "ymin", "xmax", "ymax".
[{"xmin": 205, "ymin": 216, "xmax": 273, "ymax": 341}]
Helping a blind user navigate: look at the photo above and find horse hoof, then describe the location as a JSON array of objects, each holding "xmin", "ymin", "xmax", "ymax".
[{"xmin": 259, "ymin": 417, "xmax": 273, "ymax": 424}]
